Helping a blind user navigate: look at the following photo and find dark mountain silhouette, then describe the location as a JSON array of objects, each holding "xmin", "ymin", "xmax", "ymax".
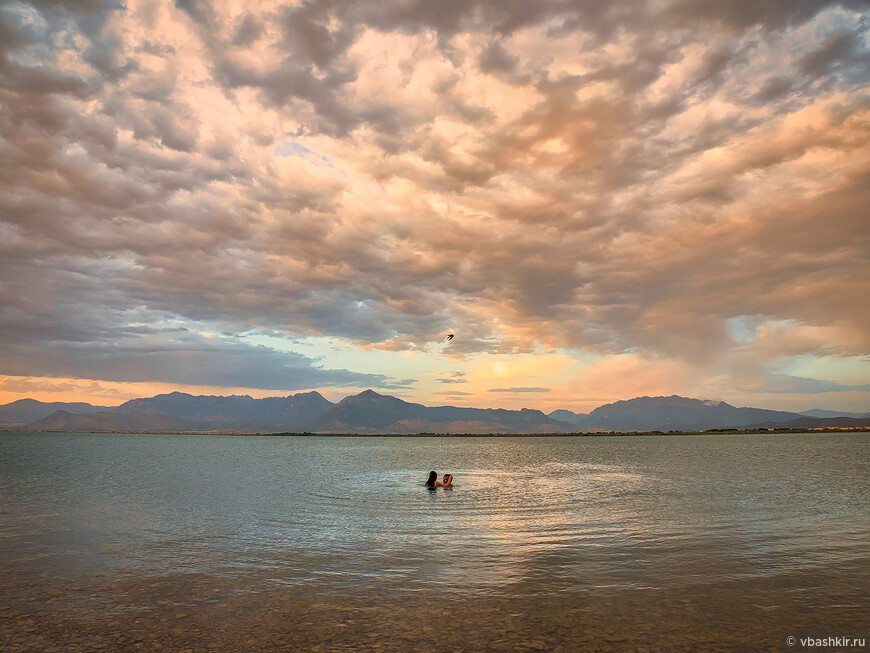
[
  {"xmin": 26, "ymin": 410, "xmax": 199, "ymax": 432},
  {"xmin": 751, "ymin": 416, "xmax": 870, "ymax": 429},
  {"xmin": 799, "ymin": 408, "xmax": 870, "ymax": 419},
  {"xmin": 306, "ymin": 390, "xmax": 572, "ymax": 434},
  {"xmin": 116, "ymin": 391, "xmax": 334, "ymax": 430},
  {"xmin": 547, "ymin": 409, "xmax": 588, "ymax": 426},
  {"xmin": 7, "ymin": 391, "xmax": 866, "ymax": 434},
  {"xmin": 581, "ymin": 395, "xmax": 804, "ymax": 432},
  {"xmin": 0, "ymin": 398, "xmax": 113, "ymax": 425}
]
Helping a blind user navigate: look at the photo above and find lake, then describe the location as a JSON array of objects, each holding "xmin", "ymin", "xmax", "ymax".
[{"xmin": 1, "ymin": 431, "xmax": 868, "ymax": 651}]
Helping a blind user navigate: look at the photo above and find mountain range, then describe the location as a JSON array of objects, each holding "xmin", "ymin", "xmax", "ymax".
[{"xmin": 1, "ymin": 392, "xmax": 868, "ymax": 434}]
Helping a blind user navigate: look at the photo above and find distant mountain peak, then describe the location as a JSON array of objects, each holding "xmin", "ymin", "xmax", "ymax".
[
  {"xmin": 584, "ymin": 395, "xmax": 802, "ymax": 431},
  {"xmin": 154, "ymin": 391, "xmax": 256, "ymax": 400},
  {"xmin": 8, "ymin": 398, "xmax": 40, "ymax": 406},
  {"xmin": 0, "ymin": 398, "xmax": 114, "ymax": 425},
  {"xmin": 340, "ymin": 389, "xmax": 403, "ymax": 404}
]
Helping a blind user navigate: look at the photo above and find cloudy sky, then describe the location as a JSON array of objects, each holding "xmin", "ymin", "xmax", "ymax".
[{"xmin": 1, "ymin": 0, "xmax": 868, "ymax": 413}]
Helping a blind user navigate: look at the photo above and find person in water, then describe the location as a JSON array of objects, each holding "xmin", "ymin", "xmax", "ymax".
[{"xmin": 424, "ymin": 471, "xmax": 453, "ymax": 488}]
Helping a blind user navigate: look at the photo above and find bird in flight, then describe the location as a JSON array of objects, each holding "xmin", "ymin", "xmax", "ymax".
[{"xmin": 445, "ymin": 334, "xmax": 454, "ymax": 341}]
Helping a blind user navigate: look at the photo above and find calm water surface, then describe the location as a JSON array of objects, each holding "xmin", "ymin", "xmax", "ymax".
[
  {"xmin": 0, "ymin": 433, "xmax": 870, "ymax": 595},
  {"xmin": 2, "ymin": 431, "xmax": 867, "ymax": 601}
]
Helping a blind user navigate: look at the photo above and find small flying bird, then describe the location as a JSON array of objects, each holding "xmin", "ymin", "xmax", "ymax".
[{"xmin": 445, "ymin": 334, "xmax": 455, "ymax": 341}]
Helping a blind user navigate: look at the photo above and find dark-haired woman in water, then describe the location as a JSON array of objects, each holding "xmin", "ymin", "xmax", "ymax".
[{"xmin": 425, "ymin": 471, "xmax": 438, "ymax": 488}]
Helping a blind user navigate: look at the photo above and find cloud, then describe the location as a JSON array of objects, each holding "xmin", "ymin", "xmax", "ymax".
[
  {"xmin": 760, "ymin": 374, "xmax": 870, "ymax": 394},
  {"xmin": 797, "ymin": 28, "xmax": 865, "ymax": 78},
  {"xmin": 436, "ymin": 371, "xmax": 467, "ymax": 384},
  {"xmin": 488, "ymin": 387, "xmax": 550, "ymax": 393},
  {"xmin": 0, "ymin": 326, "xmax": 398, "ymax": 391},
  {"xmin": 0, "ymin": 0, "xmax": 868, "ymax": 404},
  {"xmin": 0, "ymin": 264, "xmax": 402, "ymax": 390},
  {"xmin": 0, "ymin": 376, "xmax": 123, "ymax": 396}
]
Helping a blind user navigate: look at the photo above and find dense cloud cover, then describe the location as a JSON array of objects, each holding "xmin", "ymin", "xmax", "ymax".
[{"xmin": 0, "ymin": 0, "xmax": 868, "ymax": 407}]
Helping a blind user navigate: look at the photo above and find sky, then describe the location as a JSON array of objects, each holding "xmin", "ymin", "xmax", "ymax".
[{"xmin": 0, "ymin": 0, "xmax": 869, "ymax": 414}]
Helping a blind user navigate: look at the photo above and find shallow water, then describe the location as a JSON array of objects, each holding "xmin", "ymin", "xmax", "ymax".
[{"xmin": 1, "ymin": 431, "xmax": 868, "ymax": 650}]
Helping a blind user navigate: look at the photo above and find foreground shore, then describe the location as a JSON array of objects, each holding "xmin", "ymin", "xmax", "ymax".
[{"xmin": 2, "ymin": 563, "xmax": 867, "ymax": 652}]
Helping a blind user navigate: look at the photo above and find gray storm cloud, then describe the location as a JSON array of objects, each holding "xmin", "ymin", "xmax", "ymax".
[{"xmin": 0, "ymin": 0, "xmax": 868, "ymax": 390}]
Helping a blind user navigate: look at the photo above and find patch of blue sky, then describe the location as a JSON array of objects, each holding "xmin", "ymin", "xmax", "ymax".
[
  {"xmin": 117, "ymin": 314, "xmax": 229, "ymax": 344},
  {"xmin": 727, "ymin": 315, "xmax": 761, "ymax": 342},
  {"xmin": 784, "ymin": 354, "xmax": 870, "ymax": 388},
  {"xmin": 812, "ymin": 4, "xmax": 869, "ymax": 38},
  {"xmin": 550, "ymin": 347, "xmax": 599, "ymax": 365},
  {"xmin": 273, "ymin": 141, "xmax": 334, "ymax": 167},
  {"xmin": 2, "ymin": 3, "xmax": 73, "ymax": 69},
  {"xmin": 1, "ymin": 2, "xmax": 47, "ymax": 34},
  {"xmin": 7, "ymin": 42, "xmax": 53, "ymax": 68}
]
